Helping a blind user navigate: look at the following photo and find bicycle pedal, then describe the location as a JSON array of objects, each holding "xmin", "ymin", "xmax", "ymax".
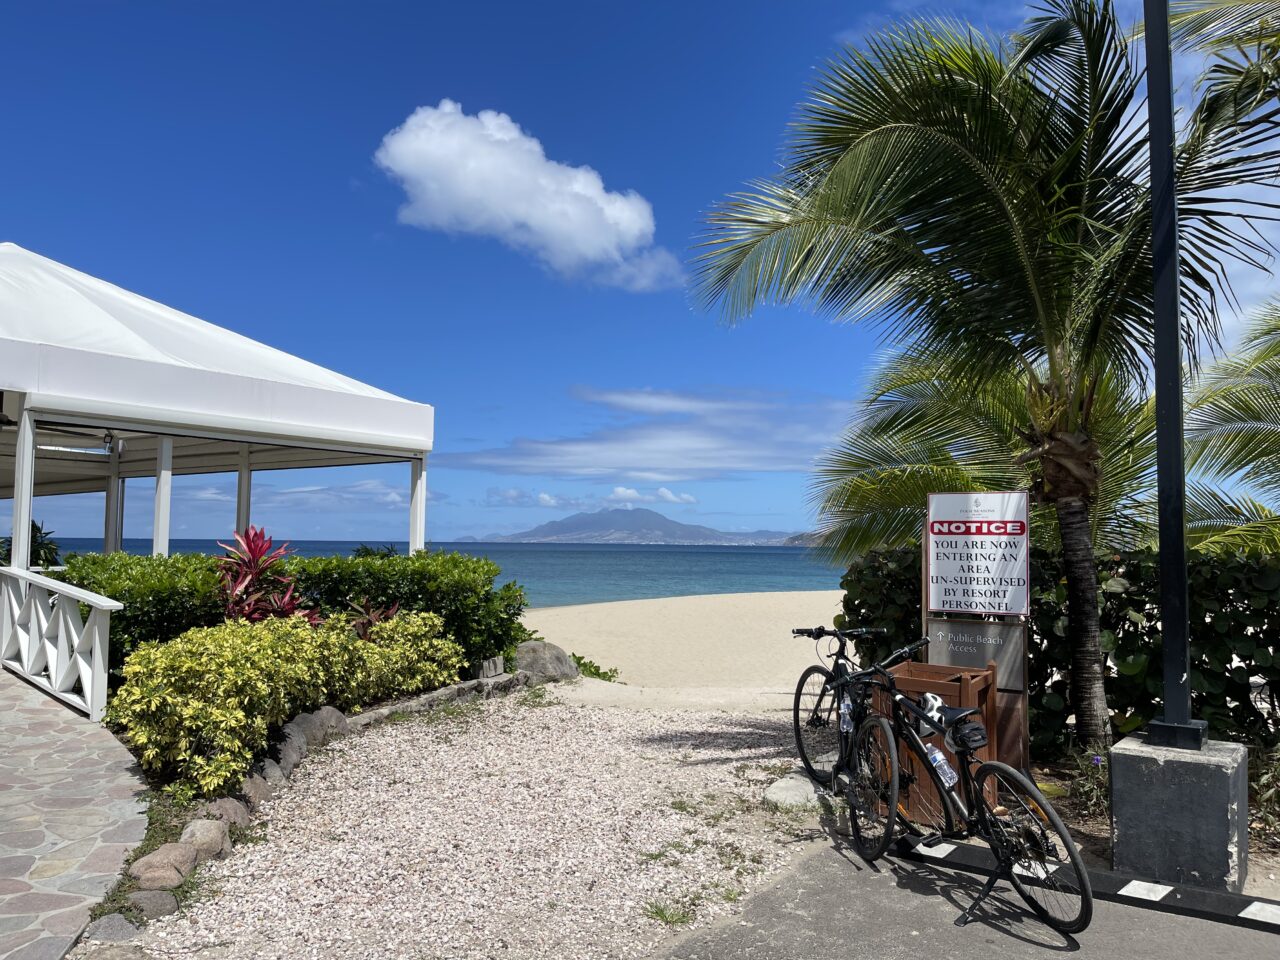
[{"xmin": 919, "ymin": 833, "xmax": 945, "ymax": 848}]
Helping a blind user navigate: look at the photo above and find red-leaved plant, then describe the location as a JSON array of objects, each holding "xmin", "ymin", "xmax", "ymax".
[
  {"xmin": 217, "ymin": 526, "xmax": 319, "ymax": 624},
  {"xmin": 347, "ymin": 597, "xmax": 401, "ymax": 641}
]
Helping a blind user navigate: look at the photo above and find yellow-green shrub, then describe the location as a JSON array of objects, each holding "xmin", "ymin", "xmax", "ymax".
[
  {"xmin": 359, "ymin": 612, "xmax": 467, "ymax": 704},
  {"xmin": 108, "ymin": 612, "xmax": 462, "ymax": 796}
]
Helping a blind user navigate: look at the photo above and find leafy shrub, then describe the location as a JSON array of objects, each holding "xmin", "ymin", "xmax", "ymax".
[
  {"xmin": 108, "ymin": 613, "xmax": 462, "ymax": 795},
  {"xmin": 839, "ymin": 545, "xmax": 1280, "ymax": 754},
  {"xmin": 1068, "ymin": 751, "xmax": 1110, "ymax": 819},
  {"xmin": 571, "ymin": 653, "xmax": 620, "ymax": 682},
  {"xmin": 0, "ymin": 521, "xmax": 60, "ymax": 567},
  {"xmin": 352, "ymin": 543, "xmax": 399, "ymax": 558},
  {"xmin": 363, "ymin": 612, "xmax": 466, "ymax": 702},
  {"xmin": 60, "ymin": 548, "xmax": 531, "ymax": 674},
  {"xmin": 1251, "ymin": 744, "xmax": 1280, "ymax": 850},
  {"xmin": 58, "ymin": 552, "xmax": 223, "ymax": 677},
  {"xmin": 285, "ymin": 552, "xmax": 532, "ymax": 667}
]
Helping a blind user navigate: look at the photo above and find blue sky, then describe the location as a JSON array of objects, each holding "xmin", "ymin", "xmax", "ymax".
[{"xmin": 2, "ymin": 0, "xmax": 1179, "ymax": 544}]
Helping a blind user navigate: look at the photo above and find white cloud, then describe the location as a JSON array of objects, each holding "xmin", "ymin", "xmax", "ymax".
[
  {"xmin": 257, "ymin": 478, "xmax": 412, "ymax": 511},
  {"xmin": 656, "ymin": 487, "xmax": 697, "ymax": 504},
  {"xmin": 606, "ymin": 486, "xmax": 652, "ymax": 504},
  {"xmin": 375, "ymin": 99, "xmax": 683, "ymax": 292},
  {"xmin": 481, "ymin": 487, "xmax": 584, "ymax": 510},
  {"xmin": 439, "ymin": 387, "xmax": 849, "ymax": 482}
]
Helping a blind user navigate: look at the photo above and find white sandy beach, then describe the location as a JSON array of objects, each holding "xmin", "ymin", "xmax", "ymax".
[{"xmin": 523, "ymin": 590, "xmax": 845, "ymax": 713}]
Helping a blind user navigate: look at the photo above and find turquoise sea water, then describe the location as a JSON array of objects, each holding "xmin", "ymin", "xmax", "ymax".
[{"xmin": 55, "ymin": 539, "xmax": 842, "ymax": 609}]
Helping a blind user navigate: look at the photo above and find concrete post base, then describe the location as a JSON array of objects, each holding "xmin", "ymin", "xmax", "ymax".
[{"xmin": 1110, "ymin": 732, "xmax": 1248, "ymax": 892}]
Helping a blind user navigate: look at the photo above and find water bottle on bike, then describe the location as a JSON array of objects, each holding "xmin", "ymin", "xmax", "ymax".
[{"xmin": 925, "ymin": 743, "xmax": 959, "ymax": 788}]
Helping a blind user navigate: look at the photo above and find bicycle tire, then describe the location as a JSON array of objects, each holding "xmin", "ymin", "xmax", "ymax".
[
  {"xmin": 895, "ymin": 733, "xmax": 957, "ymax": 838},
  {"xmin": 793, "ymin": 664, "xmax": 839, "ymax": 786},
  {"xmin": 848, "ymin": 715, "xmax": 899, "ymax": 861},
  {"xmin": 974, "ymin": 761, "xmax": 1093, "ymax": 934}
]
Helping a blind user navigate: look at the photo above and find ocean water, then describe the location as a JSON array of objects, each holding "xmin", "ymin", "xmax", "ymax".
[{"xmin": 54, "ymin": 538, "xmax": 842, "ymax": 608}]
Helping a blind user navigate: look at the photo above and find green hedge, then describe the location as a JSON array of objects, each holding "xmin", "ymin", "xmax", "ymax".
[
  {"xmin": 60, "ymin": 553, "xmax": 223, "ymax": 677},
  {"xmin": 60, "ymin": 549, "xmax": 532, "ymax": 673},
  {"xmin": 285, "ymin": 552, "xmax": 532, "ymax": 665},
  {"xmin": 107, "ymin": 613, "xmax": 463, "ymax": 796},
  {"xmin": 839, "ymin": 546, "xmax": 1280, "ymax": 754}
]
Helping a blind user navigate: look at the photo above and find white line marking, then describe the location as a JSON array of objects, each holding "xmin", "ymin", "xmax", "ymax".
[
  {"xmin": 1239, "ymin": 901, "xmax": 1280, "ymax": 926},
  {"xmin": 1012, "ymin": 861, "xmax": 1059, "ymax": 879},
  {"xmin": 1118, "ymin": 880, "xmax": 1173, "ymax": 902},
  {"xmin": 915, "ymin": 842, "xmax": 957, "ymax": 859}
]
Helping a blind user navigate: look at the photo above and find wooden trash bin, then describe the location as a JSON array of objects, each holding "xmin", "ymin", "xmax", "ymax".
[{"xmin": 874, "ymin": 661, "xmax": 999, "ymax": 828}]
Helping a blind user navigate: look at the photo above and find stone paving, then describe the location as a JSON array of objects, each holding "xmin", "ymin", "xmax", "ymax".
[{"xmin": 0, "ymin": 670, "xmax": 147, "ymax": 960}]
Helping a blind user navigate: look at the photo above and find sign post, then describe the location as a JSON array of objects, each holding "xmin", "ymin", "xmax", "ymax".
[{"xmin": 923, "ymin": 492, "xmax": 1030, "ymax": 769}]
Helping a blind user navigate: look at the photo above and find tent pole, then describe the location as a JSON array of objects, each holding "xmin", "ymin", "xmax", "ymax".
[
  {"xmin": 103, "ymin": 439, "xmax": 122, "ymax": 552},
  {"xmin": 152, "ymin": 436, "xmax": 173, "ymax": 557},
  {"xmin": 9, "ymin": 395, "xmax": 35, "ymax": 569},
  {"xmin": 409, "ymin": 454, "xmax": 427, "ymax": 553},
  {"xmin": 236, "ymin": 443, "xmax": 252, "ymax": 533}
]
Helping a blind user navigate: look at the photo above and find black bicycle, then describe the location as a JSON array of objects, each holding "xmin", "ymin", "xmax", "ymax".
[
  {"xmin": 793, "ymin": 629, "xmax": 1093, "ymax": 934},
  {"xmin": 866, "ymin": 647, "xmax": 1093, "ymax": 933},
  {"xmin": 791, "ymin": 626, "xmax": 917, "ymax": 860}
]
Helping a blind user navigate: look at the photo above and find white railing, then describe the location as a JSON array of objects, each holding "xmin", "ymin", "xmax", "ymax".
[{"xmin": 1, "ymin": 566, "xmax": 120, "ymax": 721}]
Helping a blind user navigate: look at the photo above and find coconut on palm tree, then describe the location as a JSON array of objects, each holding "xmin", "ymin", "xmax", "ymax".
[{"xmin": 694, "ymin": 0, "xmax": 1277, "ymax": 747}]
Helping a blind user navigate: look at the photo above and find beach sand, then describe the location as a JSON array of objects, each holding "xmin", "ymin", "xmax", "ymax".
[{"xmin": 523, "ymin": 590, "xmax": 845, "ymax": 713}]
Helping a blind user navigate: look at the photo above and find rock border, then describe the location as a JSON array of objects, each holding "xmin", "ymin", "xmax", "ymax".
[{"xmin": 80, "ymin": 669, "xmax": 538, "ymax": 946}]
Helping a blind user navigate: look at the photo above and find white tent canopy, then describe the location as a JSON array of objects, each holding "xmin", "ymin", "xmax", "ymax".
[{"xmin": 0, "ymin": 242, "xmax": 434, "ymax": 564}]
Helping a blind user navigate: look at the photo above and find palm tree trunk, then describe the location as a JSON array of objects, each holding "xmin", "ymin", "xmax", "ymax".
[{"xmin": 1055, "ymin": 496, "xmax": 1112, "ymax": 749}]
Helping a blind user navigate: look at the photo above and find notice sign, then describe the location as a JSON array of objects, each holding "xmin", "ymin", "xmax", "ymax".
[
  {"xmin": 926, "ymin": 491, "xmax": 1030, "ymax": 616},
  {"xmin": 926, "ymin": 617, "xmax": 1026, "ymax": 690}
]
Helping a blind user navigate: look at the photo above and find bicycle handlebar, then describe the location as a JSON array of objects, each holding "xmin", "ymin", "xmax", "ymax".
[
  {"xmin": 882, "ymin": 636, "xmax": 930, "ymax": 669},
  {"xmin": 791, "ymin": 625, "xmax": 890, "ymax": 641}
]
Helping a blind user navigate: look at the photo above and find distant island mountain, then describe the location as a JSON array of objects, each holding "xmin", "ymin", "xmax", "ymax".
[{"xmin": 491, "ymin": 508, "xmax": 799, "ymax": 546}]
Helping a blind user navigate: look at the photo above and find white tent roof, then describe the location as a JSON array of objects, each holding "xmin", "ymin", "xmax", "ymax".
[{"xmin": 0, "ymin": 243, "xmax": 433, "ymax": 454}]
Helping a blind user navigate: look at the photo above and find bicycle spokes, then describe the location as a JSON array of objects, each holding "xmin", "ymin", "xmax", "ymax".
[{"xmin": 983, "ymin": 768, "xmax": 1086, "ymax": 929}]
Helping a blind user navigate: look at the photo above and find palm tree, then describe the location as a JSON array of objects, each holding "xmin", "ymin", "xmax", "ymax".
[
  {"xmin": 1186, "ymin": 301, "xmax": 1280, "ymax": 549},
  {"xmin": 694, "ymin": 0, "xmax": 1277, "ymax": 746},
  {"xmin": 812, "ymin": 349, "xmax": 1155, "ymax": 558},
  {"xmin": 815, "ymin": 343, "xmax": 1280, "ymax": 553}
]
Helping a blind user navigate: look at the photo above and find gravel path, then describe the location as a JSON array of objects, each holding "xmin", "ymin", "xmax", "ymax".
[{"xmin": 118, "ymin": 687, "xmax": 806, "ymax": 960}]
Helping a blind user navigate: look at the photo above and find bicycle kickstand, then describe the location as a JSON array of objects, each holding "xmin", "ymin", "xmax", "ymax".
[{"xmin": 954, "ymin": 870, "xmax": 1000, "ymax": 927}]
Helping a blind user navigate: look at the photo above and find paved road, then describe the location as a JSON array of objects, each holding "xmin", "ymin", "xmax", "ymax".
[
  {"xmin": 0, "ymin": 671, "xmax": 147, "ymax": 960},
  {"xmin": 661, "ymin": 839, "xmax": 1279, "ymax": 960}
]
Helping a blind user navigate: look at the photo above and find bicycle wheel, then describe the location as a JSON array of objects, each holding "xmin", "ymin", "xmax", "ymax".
[
  {"xmin": 793, "ymin": 665, "xmax": 839, "ymax": 786},
  {"xmin": 848, "ymin": 715, "xmax": 899, "ymax": 861},
  {"xmin": 895, "ymin": 734, "xmax": 957, "ymax": 838},
  {"xmin": 974, "ymin": 761, "xmax": 1093, "ymax": 934}
]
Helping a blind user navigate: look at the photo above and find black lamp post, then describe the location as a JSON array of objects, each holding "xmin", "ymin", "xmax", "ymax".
[{"xmin": 1142, "ymin": 0, "xmax": 1207, "ymax": 750}]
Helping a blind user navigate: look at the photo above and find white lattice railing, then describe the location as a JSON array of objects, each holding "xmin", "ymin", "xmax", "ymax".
[{"xmin": 1, "ymin": 566, "xmax": 120, "ymax": 721}]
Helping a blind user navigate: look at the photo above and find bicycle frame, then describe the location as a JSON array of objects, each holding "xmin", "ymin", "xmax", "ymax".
[{"xmin": 892, "ymin": 692, "xmax": 1008, "ymax": 849}]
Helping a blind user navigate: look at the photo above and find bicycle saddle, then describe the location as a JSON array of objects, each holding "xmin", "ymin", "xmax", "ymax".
[
  {"xmin": 918, "ymin": 692, "xmax": 980, "ymax": 729},
  {"xmin": 939, "ymin": 703, "xmax": 981, "ymax": 728}
]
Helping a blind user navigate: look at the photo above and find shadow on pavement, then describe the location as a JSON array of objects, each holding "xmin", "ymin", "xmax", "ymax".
[
  {"xmin": 884, "ymin": 857, "xmax": 1080, "ymax": 951},
  {"xmin": 812, "ymin": 812, "xmax": 1080, "ymax": 952}
]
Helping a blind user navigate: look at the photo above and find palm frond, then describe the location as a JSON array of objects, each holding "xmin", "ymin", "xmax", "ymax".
[
  {"xmin": 1169, "ymin": 0, "xmax": 1280, "ymax": 48},
  {"xmin": 1188, "ymin": 300, "xmax": 1280, "ymax": 499},
  {"xmin": 1185, "ymin": 482, "xmax": 1280, "ymax": 551}
]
